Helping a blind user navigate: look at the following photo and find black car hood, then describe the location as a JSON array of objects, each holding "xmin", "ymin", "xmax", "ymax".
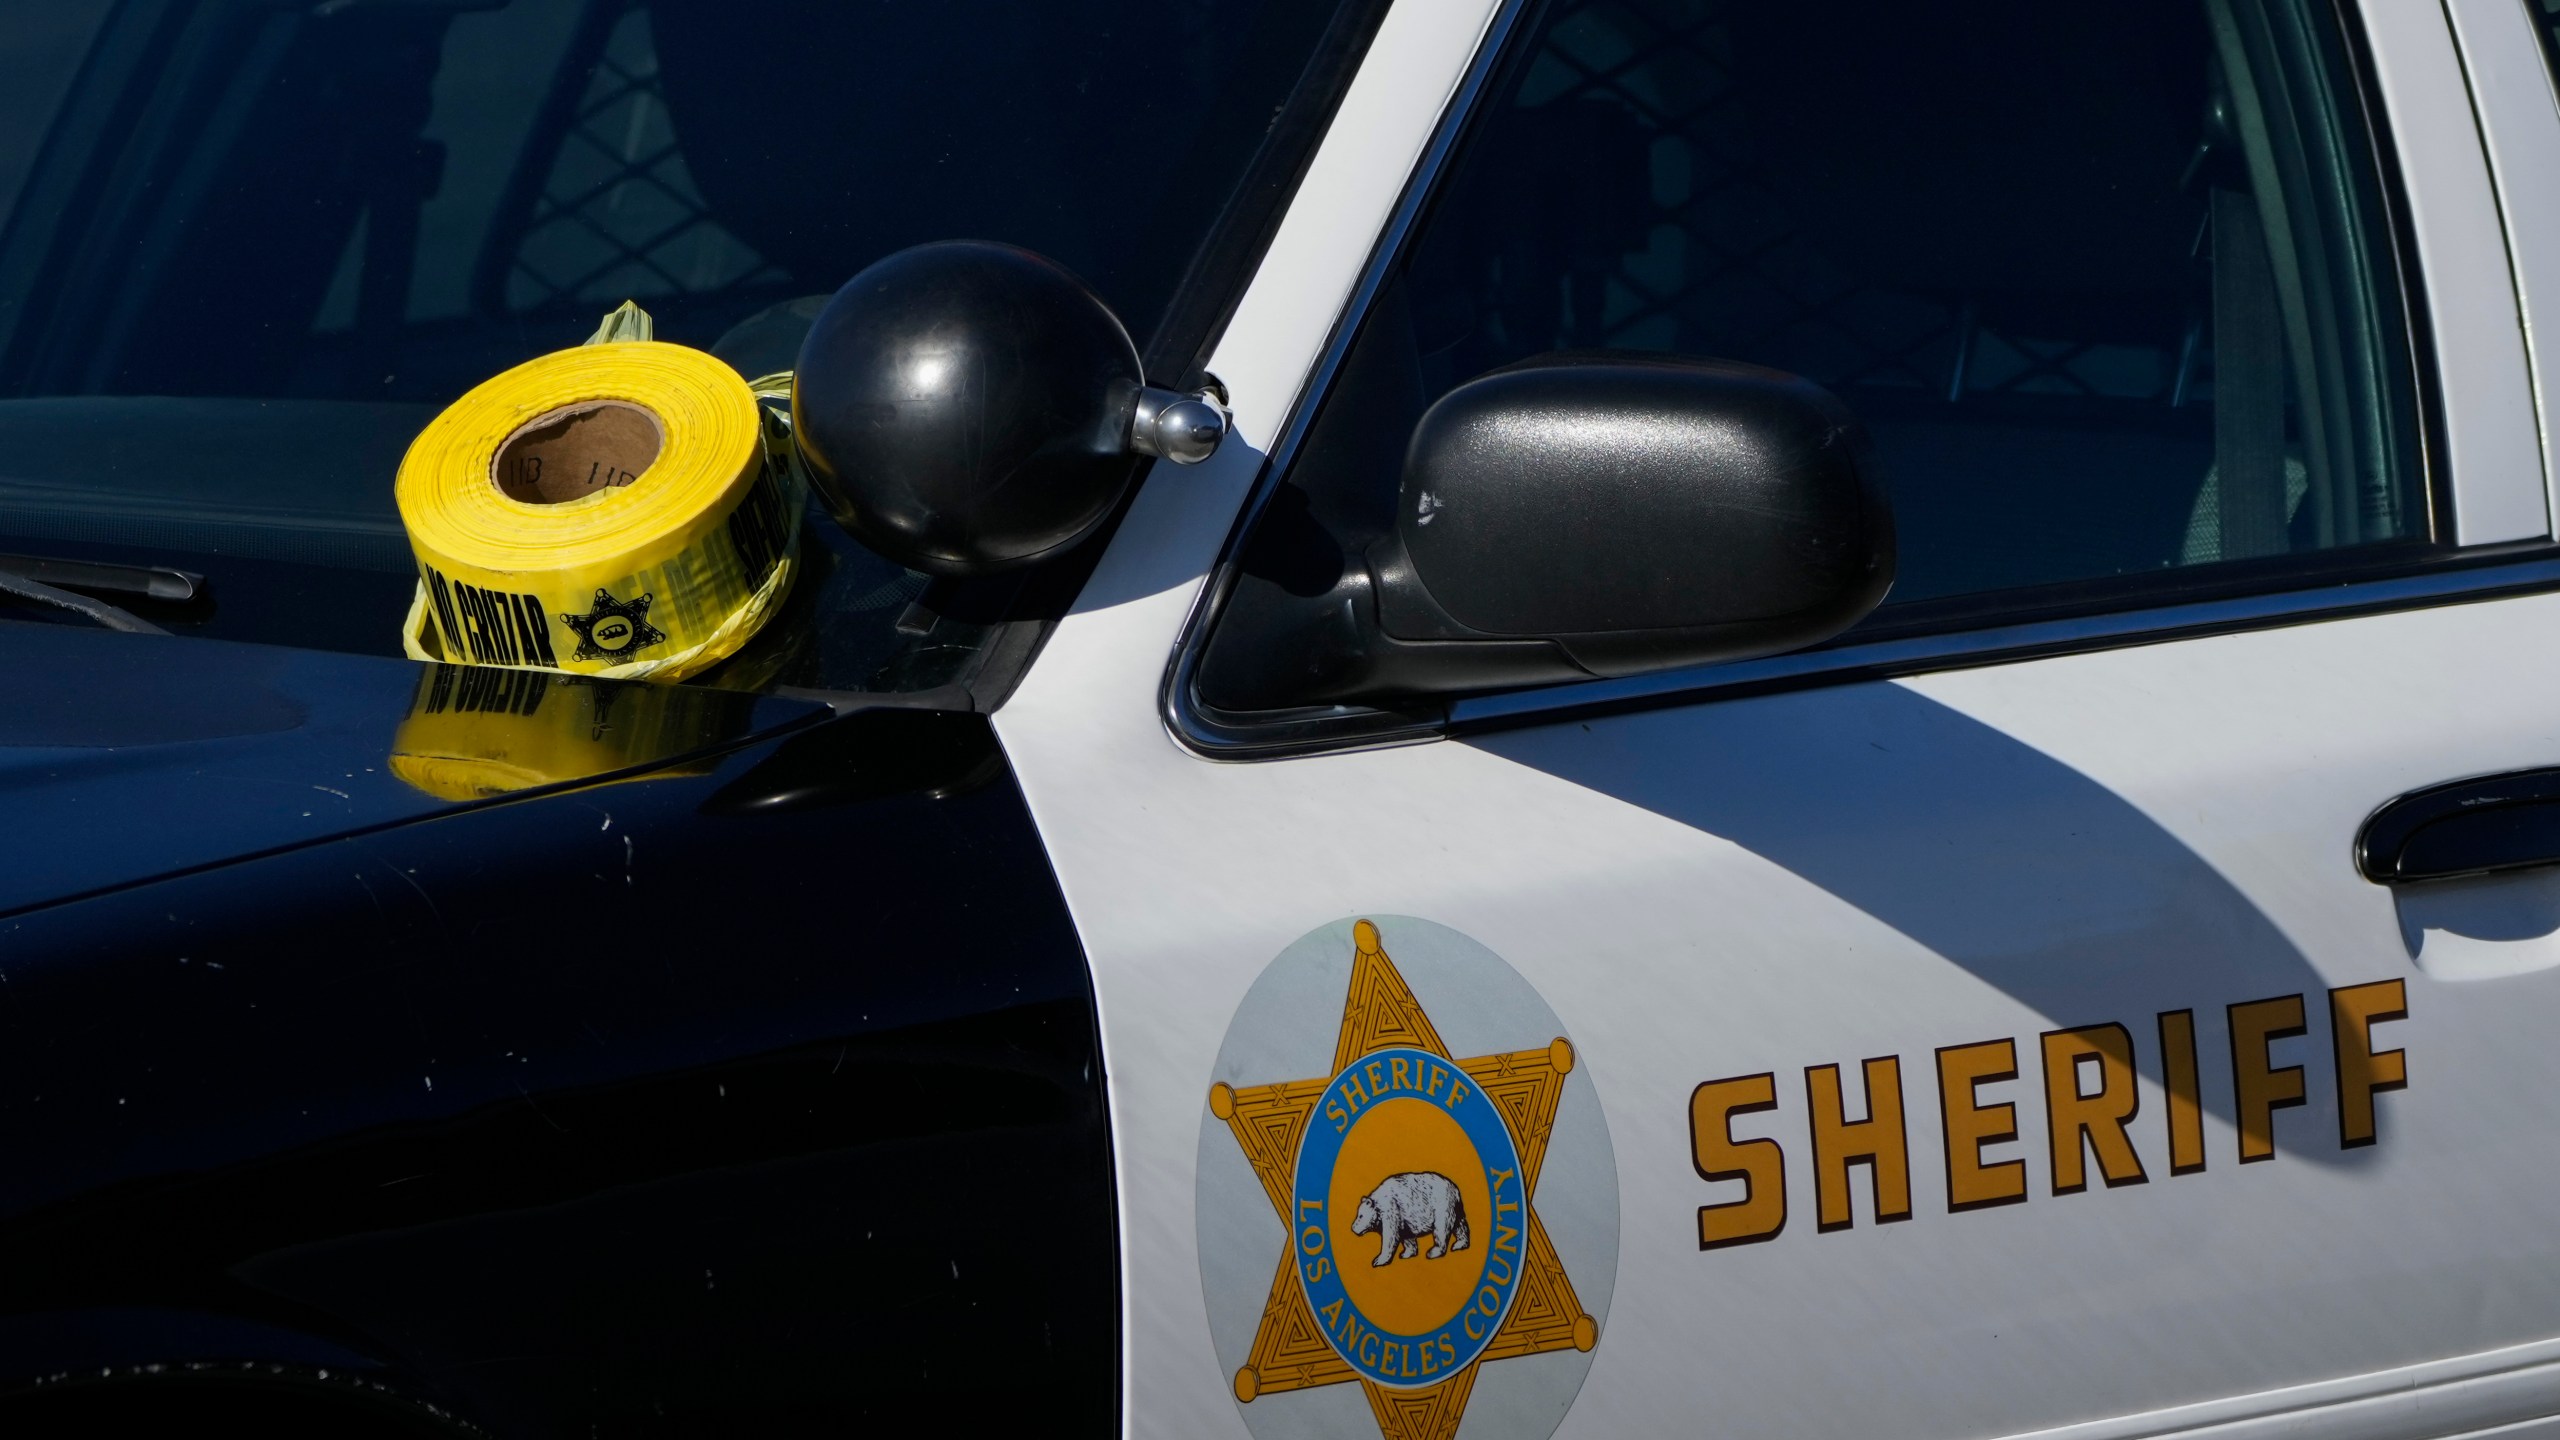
[{"xmin": 0, "ymin": 622, "xmax": 827, "ymax": 915}]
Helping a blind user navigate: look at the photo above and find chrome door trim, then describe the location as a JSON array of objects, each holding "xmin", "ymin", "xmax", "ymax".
[
  {"xmin": 1449, "ymin": 547, "xmax": 2560, "ymax": 731},
  {"xmin": 1170, "ymin": 548, "xmax": 2560, "ymax": 759}
]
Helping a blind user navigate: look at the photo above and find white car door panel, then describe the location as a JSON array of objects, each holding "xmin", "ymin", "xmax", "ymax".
[
  {"xmin": 2361, "ymin": 0, "xmax": 2548, "ymax": 543},
  {"xmin": 2441, "ymin": 0, "xmax": 2560, "ymax": 530},
  {"xmin": 998, "ymin": 0, "xmax": 2560, "ymax": 1436},
  {"xmin": 1009, "ymin": 599, "xmax": 2560, "ymax": 1439}
]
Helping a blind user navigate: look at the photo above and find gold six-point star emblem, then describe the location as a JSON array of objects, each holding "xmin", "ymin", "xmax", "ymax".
[{"xmin": 1207, "ymin": 920, "xmax": 1598, "ymax": 1440}]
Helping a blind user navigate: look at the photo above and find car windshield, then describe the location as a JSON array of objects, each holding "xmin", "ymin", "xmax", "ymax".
[{"xmin": 0, "ymin": 0, "xmax": 1361, "ymax": 691}]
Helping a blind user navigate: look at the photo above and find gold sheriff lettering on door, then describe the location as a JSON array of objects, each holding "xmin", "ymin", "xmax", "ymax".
[{"xmin": 1687, "ymin": 981, "xmax": 2407, "ymax": 1248}]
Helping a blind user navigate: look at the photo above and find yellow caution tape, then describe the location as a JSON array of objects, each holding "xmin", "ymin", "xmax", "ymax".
[
  {"xmin": 388, "ymin": 663, "xmax": 756, "ymax": 801},
  {"xmin": 395, "ymin": 325, "xmax": 802, "ymax": 682}
]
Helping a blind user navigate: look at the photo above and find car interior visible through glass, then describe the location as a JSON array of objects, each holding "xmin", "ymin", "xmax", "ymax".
[
  {"xmin": 0, "ymin": 0, "xmax": 1359, "ymax": 693},
  {"xmin": 1198, "ymin": 0, "xmax": 2430, "ymax": 714}
]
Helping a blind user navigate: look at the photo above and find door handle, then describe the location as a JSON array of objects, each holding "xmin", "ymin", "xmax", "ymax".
[{"xmin": 2358, "ymin": 767, "xmax": 2560, "ymax": 883}]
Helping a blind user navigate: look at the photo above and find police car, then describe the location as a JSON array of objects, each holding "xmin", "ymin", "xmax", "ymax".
[{"xmin": 1, "ymin": 0, "xmax": 2555, "ymax": 1435}]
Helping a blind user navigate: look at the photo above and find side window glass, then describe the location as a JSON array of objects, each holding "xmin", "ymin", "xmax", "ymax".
[
  {"xmin": 2535, "ymin": 0, "xmax": 2560, "ymax": 97},
  {"xmin": 0, "ymin": 0, "xmax": 1359, "ymax": 688},
  {"xmin": 1209, "ymin": 0, "xmax": 2425, "ymax": 710}
]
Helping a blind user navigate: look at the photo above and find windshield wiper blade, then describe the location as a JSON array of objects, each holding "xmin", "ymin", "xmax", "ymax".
[
  {"xmin": 0, "ymin": 565, "xmax": 168, "ymax": 634},
  {"xmin": 0, "ymin": 552, "xmax": 200, "ymax": 602}
]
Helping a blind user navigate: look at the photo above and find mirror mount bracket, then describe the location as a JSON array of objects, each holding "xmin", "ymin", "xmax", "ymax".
[
  {"xmin": 1130, "ymin": 385, "xmax": 1229, "ymax": 465},
  {"xmin": 1191, "ymin": 554, "xmax": 1589, "ymax": 712}
]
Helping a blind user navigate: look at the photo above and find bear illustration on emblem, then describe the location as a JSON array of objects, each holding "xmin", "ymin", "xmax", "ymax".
[
  {"xmin": 1353, "ymin": 1171, "xmax": 1470, "ymax": 1266},
  {"xmin": 1197, "ymin": 917, "xmax": 1620, "ymax": 1440}
]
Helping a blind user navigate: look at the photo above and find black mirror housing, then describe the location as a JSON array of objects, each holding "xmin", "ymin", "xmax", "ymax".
[
  {"xmin": 792, "ymin": 242, "xmax": 1143, "ymax": 577},
  {"xmin": 1371, "ymin": 355, "xmax": 1893, "ymax": 685}
]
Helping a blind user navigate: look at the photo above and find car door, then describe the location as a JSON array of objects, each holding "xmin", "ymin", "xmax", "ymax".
[{"xmin": 994, "ymin": 1, "xmax": 2560, "ymax": 1438}]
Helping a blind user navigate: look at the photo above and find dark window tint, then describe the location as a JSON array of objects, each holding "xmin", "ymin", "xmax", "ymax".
[
  {"xmin": 2535, "ymin": 0, "xmax": 2560, "ymax": 108},
  {"xmin": 0, "ymin": 0, "xmax": 1362, "ymax": 684},
  {"xmin": 1223, "ymin": 0, "xmax": 2424, "ymax": 672}
]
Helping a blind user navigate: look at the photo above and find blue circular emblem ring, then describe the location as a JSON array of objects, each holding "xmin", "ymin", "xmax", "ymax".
[{"xmin": 1292, "ymin": 1045, "xmax": 1527, "ymax": 1387}]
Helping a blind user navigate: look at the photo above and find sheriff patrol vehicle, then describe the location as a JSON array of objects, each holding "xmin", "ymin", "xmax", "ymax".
[{"xmin": 0, "ymin": 0, "xmax": 2555, "ymax": 1436}]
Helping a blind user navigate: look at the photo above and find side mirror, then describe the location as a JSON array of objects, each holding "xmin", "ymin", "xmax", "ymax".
[
  {"xmin": 1351, "ymin": 356, "xmax": 1892, "ymax": 700},
  {"xmin": 791, "ymin": 241, "xmax": 1227, "ymax": 576}
]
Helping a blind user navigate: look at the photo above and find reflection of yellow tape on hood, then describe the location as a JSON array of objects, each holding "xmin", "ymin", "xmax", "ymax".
[
  {"xmin": 388, "ymin": 664, "xmax": 757, "ymax": 801},
  {"xmin": 395, "ymin": 339, "xmax": 801, "ymax": 682}
]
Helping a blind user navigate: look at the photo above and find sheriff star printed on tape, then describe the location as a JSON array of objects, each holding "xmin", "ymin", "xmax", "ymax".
[
  {"xmin": 562, "ymin": 586, "xmax": 666, "ymax": 662},
  {"xmin": 1199, "ymin": 917, "xmax": 1619, "ymax": 1440}
]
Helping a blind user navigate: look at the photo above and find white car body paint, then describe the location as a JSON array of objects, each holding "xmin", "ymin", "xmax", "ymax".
[
  {"xmin": 1001, "ymin": 0, "xmax": 1509, "ymax": 1428},
  {"xmin": 994, "ymin": 1, "xmax": 2560, "ymax": 1436},
  {"xmin": 2360, "ymin": 0, "xmax": 2546, "ymax": 542},
  {"xmin": 2444, "ymin": 0, "xmax": 2560, "ymax": 531}
]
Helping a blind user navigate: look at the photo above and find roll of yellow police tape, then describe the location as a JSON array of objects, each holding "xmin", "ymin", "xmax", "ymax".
[
  {"xmin": 388, "ymin": 662, "xmax": 758, "ymax": 801},
  {"xmin": 394, "ymin": 339, "xmax": 800, "ymax": 682}
]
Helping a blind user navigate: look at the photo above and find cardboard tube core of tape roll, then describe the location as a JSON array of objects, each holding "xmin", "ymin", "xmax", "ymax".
[{"xmin": 492, "ymin": 400, "xmax": 667, "ymax": 504}]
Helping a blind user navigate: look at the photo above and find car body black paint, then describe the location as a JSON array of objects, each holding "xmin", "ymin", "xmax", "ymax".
[
  {"xmin": 0, "ymin": 628, "xmax": 1114, "ymax": 1435},
  {"xmin": 0, "ymin": 623, "xmax": 829, "ymax": 917}
]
